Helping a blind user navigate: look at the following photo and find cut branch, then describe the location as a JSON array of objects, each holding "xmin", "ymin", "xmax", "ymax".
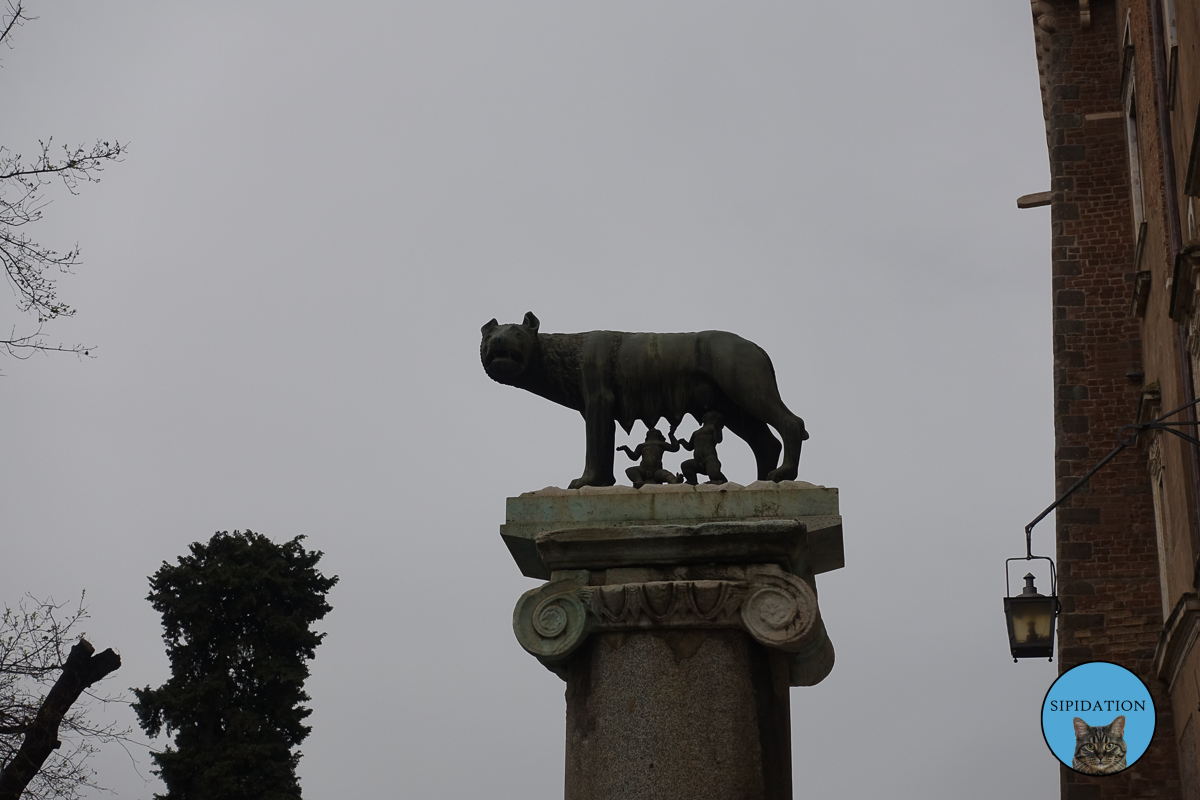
[{"xmin": 0, "ymin": 639, "xmax": 120, "ymax": 800}]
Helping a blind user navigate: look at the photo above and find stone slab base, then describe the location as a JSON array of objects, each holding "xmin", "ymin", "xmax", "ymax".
[{"xmin": 502, "ymin": 481, "xmax": 842, "ymax": 580}]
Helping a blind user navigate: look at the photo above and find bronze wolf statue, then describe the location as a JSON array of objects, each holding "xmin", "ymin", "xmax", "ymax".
[{"xmin": 480, "ymin": 312, "xmax": 808, "ymax": 489}]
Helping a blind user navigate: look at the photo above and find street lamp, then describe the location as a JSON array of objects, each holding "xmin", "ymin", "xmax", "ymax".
[
  {"xmin": 1005, "ymin": 396, "xmax": 1200, "ymax": 662},
  {"xmin": 1004, "ymin": 501, "xmax": 1059, "ymax": 661},
  {"xmin": 1004, "ymin": 565, "xmax": 1057, "ymax": 661}
]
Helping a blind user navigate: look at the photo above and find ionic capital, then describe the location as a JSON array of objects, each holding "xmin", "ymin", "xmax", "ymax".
[{"xmin": 513, "ymin": 565, "xmax": 832, "ymax": 686}]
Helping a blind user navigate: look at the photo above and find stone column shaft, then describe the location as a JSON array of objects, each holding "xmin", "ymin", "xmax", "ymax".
[{"xmin": 565, "ymin": 630, "xmax": 792, "ymax": 800}]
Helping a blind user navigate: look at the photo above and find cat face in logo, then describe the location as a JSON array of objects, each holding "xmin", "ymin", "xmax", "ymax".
[{"xmin": 1072, "ymin": 716, "xmax": 1127, "ymax": 775}]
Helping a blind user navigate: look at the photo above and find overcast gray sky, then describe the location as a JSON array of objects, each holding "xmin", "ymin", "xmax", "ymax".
[{"xmin": 2, "ymin": 3, "xmax": 1062, "ymax": 797}]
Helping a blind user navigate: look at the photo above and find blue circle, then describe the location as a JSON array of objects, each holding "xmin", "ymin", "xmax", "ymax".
[{"xmin": 1041, "ymin": 661, "xmax": 1155, "ymax": 774}]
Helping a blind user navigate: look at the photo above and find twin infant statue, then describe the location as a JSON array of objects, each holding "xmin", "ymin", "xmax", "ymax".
[{"xmin": 618, "ymin": 412, "xmax": 727, "ymax": 487}]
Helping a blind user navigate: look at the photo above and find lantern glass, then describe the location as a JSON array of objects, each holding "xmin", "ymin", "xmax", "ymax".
[{"xmin": 1008, "ymin": 596, "xmax": 1055, "ymax": 646}]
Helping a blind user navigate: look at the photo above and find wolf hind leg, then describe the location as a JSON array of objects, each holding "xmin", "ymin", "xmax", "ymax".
[
  {"xmin": 724, "ymin": 413, "xmax": 782, "ymax": 481},
  {"xmin": 766, "ymin": 408, "xmax": 807, "ymax": 482}
]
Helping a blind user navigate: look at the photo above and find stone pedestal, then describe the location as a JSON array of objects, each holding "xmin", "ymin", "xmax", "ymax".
[{"xmin": 504, "ymin": 482, "xmax": 844, "ymax": 800}]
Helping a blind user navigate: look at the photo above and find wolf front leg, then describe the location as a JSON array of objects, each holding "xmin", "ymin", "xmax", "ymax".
[{"xmin": 569, "ymin": 393, "xmax": 617, "ymax": 489}]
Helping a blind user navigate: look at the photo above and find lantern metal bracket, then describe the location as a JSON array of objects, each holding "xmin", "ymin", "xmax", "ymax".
[{"xmin": 1022, "ymin": 394, "xmax": 1200, "ymax": 558}]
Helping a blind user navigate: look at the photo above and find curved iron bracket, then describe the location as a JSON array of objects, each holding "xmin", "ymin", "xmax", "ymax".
[
  {"xmin": 1005, "ymin": 554, "xmax": 1058, "ymax": 599},
  {"xmin": 1023, "ymin": 395, "xmax": 1200, "ymax": 559}
]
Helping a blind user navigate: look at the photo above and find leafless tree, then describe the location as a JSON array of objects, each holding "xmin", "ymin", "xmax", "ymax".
[
  {"xmin": 1, "ymin": 1, "xmax": 125, "ymax": 362},
  {"xmin": 0, "ymin": 596, "xmax": 124, "ymax": 800}
]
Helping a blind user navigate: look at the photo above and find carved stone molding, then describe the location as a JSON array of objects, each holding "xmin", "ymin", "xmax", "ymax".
[
  {"xmin": 513, "ymin": 565, "xmax": 831, "ymax": 686},
  {"xmin": 1149, "ymin": 434, "xmax": 1164, "ymax": 483},
  {"xmin": 1154, "ymin": 593, "xmax": 1200, "ymax": 692},
  {"xmin": 1190, "ymin": 304, "xmax": 1200, "ymax": 361},
  {"xmin": 585, "ymin": 579, "xmax": 744, "ymax": 628}
]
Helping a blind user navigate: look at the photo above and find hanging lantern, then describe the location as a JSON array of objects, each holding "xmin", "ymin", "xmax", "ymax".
[{"xmin": 1003, "ymin": 559, "xmax": 1059, "ymax": 661}]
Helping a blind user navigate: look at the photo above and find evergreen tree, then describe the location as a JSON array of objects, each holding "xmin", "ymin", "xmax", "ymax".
[{"xmin": 133, "ymin": 531, "xmax": 337, "ymax": 800}]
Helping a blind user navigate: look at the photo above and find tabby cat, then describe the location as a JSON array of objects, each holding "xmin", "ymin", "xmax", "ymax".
[{"xmin": 1072, "ymin": 715, "xmax": 1127, "ymax": 775}]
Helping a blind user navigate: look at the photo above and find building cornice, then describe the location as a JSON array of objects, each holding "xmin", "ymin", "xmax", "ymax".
[{"xmin": 1031, "ymin": 0, "xmax": 1055, "ymax": 139}]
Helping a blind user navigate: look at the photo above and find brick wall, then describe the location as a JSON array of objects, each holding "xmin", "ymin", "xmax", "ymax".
[{"xmin": 1040, "ymin": 1, "xmax": 1182, "ymax": 797}]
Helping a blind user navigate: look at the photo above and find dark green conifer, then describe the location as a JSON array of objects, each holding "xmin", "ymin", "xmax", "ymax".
[{"xmin": 133, "ymin": 531, "xmax": 337, "ymax": 800}]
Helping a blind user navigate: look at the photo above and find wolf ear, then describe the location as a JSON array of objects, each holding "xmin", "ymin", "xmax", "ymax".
[
  {"xmin": 523, "ymin": 312, "xmax": 540, "ymax": 333},
  {"xmin": 481, "ymin": 318, "xmax": 499, "ymax": 336}
]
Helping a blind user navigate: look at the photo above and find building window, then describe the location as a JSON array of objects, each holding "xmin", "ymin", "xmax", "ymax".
[
  {"xmin": 1185, "ymin": 102, "xmax": 1200, "ymax": 200},
  {"xmin": 1189, "ymin": 314, "xmax": 1200, "ymax": 397},
  {"xmin": 1148, "ymin": 436, "xmax": 1174, "ymax": 618},
  {"xmin": 1125, "ymin": 72, "xmax": 1148, "ymax": 258},
  {"xmin": 1162, "ymin": 0, "xmax": 1178, "ymax": 107}
]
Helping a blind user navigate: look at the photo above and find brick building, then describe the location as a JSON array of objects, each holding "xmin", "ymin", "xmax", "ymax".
[{"xmin": 1022, "ymin": 0, "xmax": 1200, "ymax": 796}]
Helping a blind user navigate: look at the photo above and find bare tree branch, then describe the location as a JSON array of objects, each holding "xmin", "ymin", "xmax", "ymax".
[
  {"xmin": 0, "ymin": 4, "xmax": 125, "ymax": 366},
  {"xmin": 0, "ymin": 2, "xmax": 29, "ymax": 51},
  {"xmin": 0, "ymin": 139, "xmax": 125, "ymax": 323},
  {"xmin": 1, "ymin": 325, "xmax": 91, "ymax": 359}
]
